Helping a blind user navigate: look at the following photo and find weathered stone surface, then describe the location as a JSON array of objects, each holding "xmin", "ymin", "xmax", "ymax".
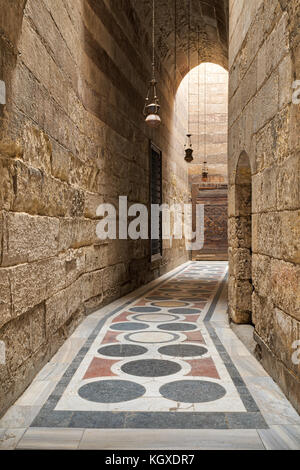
[
  {"xmin": 45, "ymin": 288, "xmax": 68, "ymax": 336},
  {"xmin": 9, "ymin": 258, "xmax": 66, "ymax": 318},
  {"xmin": 0, "ymin": 313, "xmax": 31, "ymax": 371},
  {"xmin": 252, "ymin": 211, "xmax": 300, "ymax": 263},
  {"xmin": 58, "ymin": 218, "xmax": 101, "ymax": 252},
  {"xmin": 276, "ymin": 154, "xmax": 300, "ymax": 211},
  {"xmin": 2, "ymin": 212, "xmax": 60, "ymax": 266},
  {"xmin": 252, "ymin": 254, "xmax": 271, "ymax": 298},
  {"xmin": 228, "ymin": 216, "xmax": 251, "ymax": 249},
  {"xmin": 228, "ymin": 247, "xmax": 251, "ymax": 280},
  {"xmin": 22, "ymin": 123, "xmax": 52, "ymax": 174},
  {"xmin": 255, "ymin": 108, "xmax": 290, "ymax": 172},
  {"xmin": 253, "ymin": 71, "xmax": 279, "ymax": 134},
  {"xmin": 0, "ymin": 269, "xmax": 12, "ymax": 329},
  {"xmin": 252, "ymin": 212, "xmax": 282, "ymax": 258},
  {"xmin": 228, "ymin": 275, "xmax": 252, "ymax": 324},
  {"xmin": 270, "ymin": 259, "xmax": 300, "ymax": 320},
  {"xmin": 29, "ymin": 303, "xmax": 46, "ymax": 353},
  {"xmin": 0, "ymin": 158, "xmax": 15, "ymax": 211},
  {"xmin": 252, "ymin": 291, "xmax": 275, "ymax": 343}
]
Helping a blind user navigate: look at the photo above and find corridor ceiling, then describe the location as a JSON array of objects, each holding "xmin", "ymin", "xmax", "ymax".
[{"xmin": 132, "ymin": 0, "xmax": 229, "ymax": 81}]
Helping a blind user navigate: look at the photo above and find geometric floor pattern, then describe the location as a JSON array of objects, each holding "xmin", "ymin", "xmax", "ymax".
[
  {"xmin": 30, "ymin": 263, "xmax": 267, "ymax": 429},
  {"xmin": 1, "ymin": 262, "xmax": 300, "ymax": 449}
]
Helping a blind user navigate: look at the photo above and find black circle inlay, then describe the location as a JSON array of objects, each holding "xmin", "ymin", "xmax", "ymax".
[
  {"xmin": 168, "ymin": 308, "xmax": 202, "ymax": 315},
  {"xmin": 78, "ymin": 380, "xmax": 146, "ymax": 403},
  {"xmin": 160, "ymin": 380, "xmax": 226, "ymax": 403},
  {"xmin": 110, "ymin": 322, "xmax": 149, "ymax": 331},
  {"xmin": 157, "ymin": 323, "xmax": 197, "ymax": 332},
  {"xmin": 98, "ymin": 344, "xmax": 148, "ymax": 357},
  {"xmin": 121, "ymin": 359, "xmax": 181, "ymax": 377},
  {"xmin": 158, "ymin": 344, "xmax": 207, "ymax": 357},
  {"xmin": 129, "ymin": 307, "xmax": 162, "ymax": 313}
]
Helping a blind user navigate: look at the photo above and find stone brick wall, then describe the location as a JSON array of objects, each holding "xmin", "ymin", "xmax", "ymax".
[
  {"xmin": 228, "ymin": 0, "xmax": 300, "ymax": 413},
  {"xmin": 187, "ymin": 63, "xmax": 228, "ymax": 186},
  {"xmin": 0, "ymin": 0, "xmax": 189, "ymax": 416}
]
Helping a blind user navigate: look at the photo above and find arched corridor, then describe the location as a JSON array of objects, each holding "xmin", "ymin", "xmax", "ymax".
[{"xmin": 0, "ymin": 0, "xmax": 300, "ymax": 451}]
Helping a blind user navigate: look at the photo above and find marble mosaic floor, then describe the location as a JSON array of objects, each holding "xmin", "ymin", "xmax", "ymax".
[{"xmin": 1, "ymin": 262, "xmax": 300, "ymax": 450}]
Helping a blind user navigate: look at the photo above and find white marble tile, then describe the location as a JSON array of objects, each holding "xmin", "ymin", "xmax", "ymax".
[
  {"xmin": 245, "ymin": 377, "xmax": 300, "ymax": 425},
  {"xmin": 0, "ymin": 428, "xmax": 26, "ymax": 450},
  {"xmin": 258, "ymin": 425, "xmax": 300, "ymax": 450},
  {"xmin": 231, "ymin": 355, "xmax": 269, "ymax": 378},
  {"xmin": 14, "ymin": 380, "xmax": 56, "ymax": 407},
  {"xmin": 49, "ymin": 337, "xmax": 86, "ymax": 364},
  {"xmin": 71, "ymin": 316, "xmax": 101, "ymax": 339},
  {"xmin": 33, "ymin": 362, "xmax": 69, "ymax": 383},
  {"xmin": 0, "ymin": 406, "xmax": 41, "ymax": 429},
  {"xmin": 17, "ymin": 428, "xmax": 84, "ymax": 450},
  {"xmin": 79, "ymin": 429, "xmax": 265, "ymax": 450}
]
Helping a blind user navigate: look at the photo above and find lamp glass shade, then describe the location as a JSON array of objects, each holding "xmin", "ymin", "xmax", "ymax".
[{"xmin": 145, "ymin": 114, "xmax": 161, "ymax": 128}]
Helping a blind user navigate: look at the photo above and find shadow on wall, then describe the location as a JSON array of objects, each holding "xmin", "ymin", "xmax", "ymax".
[
  {"xmin": 230, "ymin": 151, "xmax": 253, "ymax": 325},
  {"xmin": 0, "ymin": 0, "xmax": 28, "ymax": 136}
]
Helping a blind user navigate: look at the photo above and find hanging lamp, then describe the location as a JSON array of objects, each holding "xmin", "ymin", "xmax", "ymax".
[
  {"xmin": 143, "ymin": 0, "xmax": 161, "ymax": 128},
  {"xmin": 184, "ymin": 0, "xmax": 193, "ymax": 163},
  {"xmin": 197, "ymin": 28, "xmax": 200, "ymax": 167},
  {"xmin": 202, "ymin": 62, "xmax": 209, "ymax": 181}
]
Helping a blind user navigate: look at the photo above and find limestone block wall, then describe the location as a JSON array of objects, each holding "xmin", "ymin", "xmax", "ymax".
[
  {"xmin": 228, "ymin": 0, "xmax": 300, "ymax": 413},
  {"xmin": 187, "ymin": 63, "xmax": 228, "ymax": 186},
  {"xmin": 0, "ymin": 0, "xmax": 189, "ymax": 416}
]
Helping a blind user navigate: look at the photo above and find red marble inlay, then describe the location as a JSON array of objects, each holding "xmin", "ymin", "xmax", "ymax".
[
  {"xmin": 184, "ymin": 315, "xmax": 200, "ymax": 323},
  {"xmin": 184, "ymin": 330, "xmax": 205, "ymax": 343},
  {"xmin": 133, "ymin": 300, "xmax": 147, "ymax": 306},
  {"xmin": 83, "ymin": 358, "xmax": 117, "ymax": 379},
  {"xmin": 111, "ymin": 311, "xmax": 131, "ymax": 323},
  {"xmin": 186, "ymin": 358, "xmax": 220, "ymax": 379},
  {"xmin": 102, "ymin": 330, "xmax": 120, "ymax": 344},
  {"xmin": 190, "ymin": 303, "xmax": 206, "ymax": 309}
]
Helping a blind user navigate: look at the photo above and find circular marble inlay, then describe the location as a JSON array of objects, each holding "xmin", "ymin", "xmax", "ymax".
[
  {"xmin": 168, "ymin": 308, "xmax": 202, "ymax": 315},
  {"xmin": 110, "ymin": 322, "xmax": 149, "ymax": 332},
  {"xmin": 158, "ymin": 323, "xmax": 197, "ymax": 332},
  {"xmin": 159, "ymin": 380, "xmax": 226, "ymax": 403},
  {"xmin": 158, "ymin": 344, "xmax": 207, "ymax": 358},
  {"xmin": 151, "ymin": 301, "xmax": 189, "ymax": 308},
  {"xmin": 121, "ymin": 359, "xmax": 181, "ymax": 377},
  {"xmin": 98, "ymin": 344, "xmax": 148, "ymax": 358},
  {"xmin": 78, "ymin": 380, "xmax": 146, "ymax": 403},
  {"xmin": 125, "ymin": 331, "xmax": 179, "ymax": 344},
  {"xmin": 178, "ymin": 298, "xmax": 206, "ymax": 303},
  {"xmin": 133, "ymin": 314, "xmax": 179, "ymax": 323},
  {"xmin": 129, "ymin": 307, "xmax": 162, "ymax": 313}
]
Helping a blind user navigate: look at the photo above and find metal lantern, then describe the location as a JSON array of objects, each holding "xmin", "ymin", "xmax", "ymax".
[
  {"xmin": 202, "ymin": 63, "xmax": 209, "ymax": 182},
  {"xmin": 184, "ymin": 0, "xmax": 193, "ymax": 164},
  {"xmin": 202, "ymin": 161, "xmax": 209, "ymax": 182},
  {"xmin": 144, "ymin": 79, "xmax": 161, "ymax": 128},
  {"xmin": 143, "ymin": 0, "xmax": 161, "ymax": 129},
  {"xmin": 184, "ymin": 134, "xmax": 194, "ymax": 163}
]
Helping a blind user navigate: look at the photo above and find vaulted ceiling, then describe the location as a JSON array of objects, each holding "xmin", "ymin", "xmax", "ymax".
[{"xmin": 132, "ymin": 0, "xmax": 229, "ymax": 82}]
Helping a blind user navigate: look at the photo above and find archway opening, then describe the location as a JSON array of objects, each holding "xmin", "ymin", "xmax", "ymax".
[{"xmin": 173, "ymin": 62, "xmax": 229, "ymax": 261}]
